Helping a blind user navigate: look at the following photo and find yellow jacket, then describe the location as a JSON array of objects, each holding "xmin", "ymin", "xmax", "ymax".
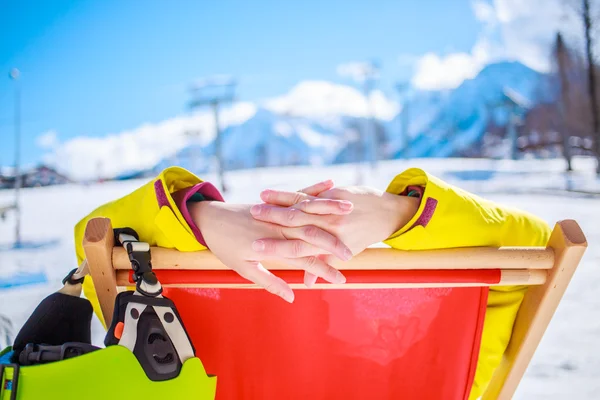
[{"xmin": 74, "ymin": 166, "xmax": 550, "ymax": 400}]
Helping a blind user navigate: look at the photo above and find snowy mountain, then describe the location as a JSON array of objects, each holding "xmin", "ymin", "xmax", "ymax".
[
  {"xmin": 156, "ymin": 108, "xmax": 343, "ymax": 173},
  {"xmin": 389, "ymin": 62, "xmax": 548, "ymax": 159},
  {"xmin": 31, "ymin": 61, "xmax": 552, "ymax": 181},
  {"xmin": 153, "ymin": 61, "xmax": 550, "ymax": 176},
  {"xmin": 220, "ymin": 109, "xmax": 341, "ymax": 169}
]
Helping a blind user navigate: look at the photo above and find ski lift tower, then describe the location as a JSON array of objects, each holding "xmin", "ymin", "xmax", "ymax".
[
  {"xmin": 359, "ymin": 61, "xmax": 380, "ymax": 169},
  {"xmin": 395, "ymin": 82, "xmax": 411, "ymax": 158},
  {"xmin": 488, "ymin": 87, "xmax": 531, "ymax": 160},
  {"xmin": 502, "ymin": 88, "xmax": 531, "ymax": 160},
  {"xmin": 344, "ymin": 61, "xmax": 380, "ymax": 184},
  {"xmin": 188, "ymin": 76, "xmax": 236, "ymax": 192}
]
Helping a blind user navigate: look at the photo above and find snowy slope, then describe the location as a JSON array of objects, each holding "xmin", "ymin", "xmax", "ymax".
[{"xmin": 1, "ymin": 158, "xmax": 599, "ymax": 399}]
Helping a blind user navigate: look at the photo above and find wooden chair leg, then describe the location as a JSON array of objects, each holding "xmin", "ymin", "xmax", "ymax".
[
  {"xmin": 482, "ymin": 220, "xmax": 588, "ymax": 399},
  {"xmin": 82, "ymin": 217, "xmax": 117, "ymax": 328}
]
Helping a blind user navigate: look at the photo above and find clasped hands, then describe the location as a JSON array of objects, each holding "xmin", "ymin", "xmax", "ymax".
[{"xmin": 189, "ymin": 180, "xmax": 419, "ymax": 303}]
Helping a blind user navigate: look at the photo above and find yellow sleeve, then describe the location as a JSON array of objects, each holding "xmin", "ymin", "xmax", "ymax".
[
  {"xmin": 74, "ymin": 166, "xmax": 209, "ymax": 327},
  {"xmin": 383, "ymin": 168, "xmax": 551, "ymax": 400}
]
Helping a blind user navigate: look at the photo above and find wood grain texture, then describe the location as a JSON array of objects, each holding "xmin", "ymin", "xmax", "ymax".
[
  {"xmin": 113, "ymin": 246, "xmax": 555, "ymax": 271},
  {"xmin": 482, "ymin": 220, "xmax": 587, "ymax": 400},
  {"xmin": 82, "ymin": 217, "xmax": 117, "ymax": 327},
  {"xmin": 115, "ymin": 269, "xmax": 546, "ymax": 288}
]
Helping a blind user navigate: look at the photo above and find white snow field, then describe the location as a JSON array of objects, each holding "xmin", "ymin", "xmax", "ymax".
[{"xmin": 1, "ymin": 157, "xmax": 599, "ymax": 399}]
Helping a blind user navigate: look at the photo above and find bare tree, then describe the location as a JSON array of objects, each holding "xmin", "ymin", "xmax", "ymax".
[
  {"xmin": 517, "ymin": 32, "xmax": 597, "ymax": 164},
  {"xmin": 556, "ymin": 32, "xmax": 574, "ymax": 170},
  {"xmin": 559, "ymin": 0, "xmax": 600, "ymax": 171},
  {"xmin": 582, "ymin": 0, "xmax": 600, "ymax": 173}
]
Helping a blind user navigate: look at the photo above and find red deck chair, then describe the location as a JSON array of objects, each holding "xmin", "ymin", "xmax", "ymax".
[{"xmin": 83, "ymin": 218, "xmax": 587, "ymax": 400}]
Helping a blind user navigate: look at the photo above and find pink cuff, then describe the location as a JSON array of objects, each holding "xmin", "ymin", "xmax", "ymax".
[
  {"xmin": 172, "ymin": 182, "xmax": 225, "ymax": 248},
  {"xmin": 403, "ymin": 185, "xmax": 424, "ymax": 198},
  {"xmin": 400, "ymin": 185, "xmax": 437, "ymax": 229}
]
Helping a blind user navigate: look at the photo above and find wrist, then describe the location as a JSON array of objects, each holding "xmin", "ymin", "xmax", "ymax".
[
  {"xmin": 385, "ymin": 192, "xmax": 419, "ymax": 234},
  {"xmin": 172, "ymin": 182, "xmax": 225, "ymax": 248},
  {"xmin": 188, "ymin": 201, "xmax": 214, "ymax": 240}
]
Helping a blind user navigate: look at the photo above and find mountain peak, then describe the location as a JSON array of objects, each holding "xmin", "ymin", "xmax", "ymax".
[{"xmin": 475, "ymin": 61, "xmax": 540, "ymax": 84}]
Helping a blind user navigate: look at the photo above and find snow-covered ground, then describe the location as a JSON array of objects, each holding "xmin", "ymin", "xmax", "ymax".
[{"xmin": 1, "ymin": 157, "xmax": 599, "ymax": 399}]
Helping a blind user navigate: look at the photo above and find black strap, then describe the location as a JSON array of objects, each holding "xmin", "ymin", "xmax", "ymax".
[
  {"xmin": 18, "ymin": 342, "xmax": 100, "ymax": 366},
  {"xmin": 113, "ymin": 227, "xmax": 140, "ymax": 244},
  {"xmin": 62, "ymin": 268, "xmax": 85, "ymax": 285}
]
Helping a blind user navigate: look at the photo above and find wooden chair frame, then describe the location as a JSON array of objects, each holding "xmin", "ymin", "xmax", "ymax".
[{"xmin": 82, "ymin": 218, "xmax": 587, "ymax": 400}]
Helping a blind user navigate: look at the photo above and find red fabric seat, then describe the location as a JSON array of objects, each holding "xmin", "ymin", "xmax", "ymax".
[{"xmin": 163, "ymin": 274, "xmax": 488, "ymax": 400}]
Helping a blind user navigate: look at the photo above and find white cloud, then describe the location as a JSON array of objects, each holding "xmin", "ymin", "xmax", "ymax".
[
  {"xmin": 412, "ymin": 52, "xmax": 483, "ymax": 90},
  {"xmin": 494, "ymin": 0, "xmax": 535, "ymax": 23},
  {"xmin": 43, "ymin": 103, "xmax": 256, "ymax": 180},
  {"xmin": 336, "ymin": 62, "xmax": 380, "ymax": 82},
  {"xmin": 411, "ymin": 0, "xmax": 585, "ymax": 90},
  {"xmin": 472, "ymin": 0, "xmax": 497, "ymax": 25},
  {"xmin": 265, "ymin": 80, "xmax": 398, "ymax": 121},
  {"xmin": 492, "ymin": 0, "xmax": 581, "ymax": 72},
  {"xmin": 41, "ymin": 81, "xmax": 401, "ymax": 180},
  {"xmin": 36, "ymin": 130, "xmax": 59, "ymax": 149}
]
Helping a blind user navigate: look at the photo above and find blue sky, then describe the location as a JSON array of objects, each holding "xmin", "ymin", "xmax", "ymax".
[{"xmin": 0, "ymin": 0, "xmax": 482, "ymax": 167}]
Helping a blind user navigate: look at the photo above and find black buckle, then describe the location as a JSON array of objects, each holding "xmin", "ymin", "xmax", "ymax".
[
  {"xmin": 126, "ymin": 243, "xmax": 154, "ymax": 281},
  {"xmin": 61, "ymin": 268, "xmax": 85, "ymax": 285},
  {"xmin": 18, "ymin": 342, "xmax": 99, "ymax": 366},
  {"xmin": 114, "ymin": 228, "xmax": 162, "ymax": 297},
  {"xmin": 0, "ymin": 363, "xmax": 19, "ymax": 400},
  {"xmin": 126, "ymin": 243, "xmax": 162, "ymax": 297}
]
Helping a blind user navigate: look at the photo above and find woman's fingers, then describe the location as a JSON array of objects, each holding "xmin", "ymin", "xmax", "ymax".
[
  {"xmin": 260, "ymin": 189, "xmax": 311, "ymax": 207},
  {"xmin": 294, "ymin": 199, "xmax": 353, "ymax": 214},
  {"xmin": 281, "ymin": 225, "xmax": 352, "ymax": 261},
  {"xmin": 304, "ymin": 271, "xmax": 318, "ymax": 288},
  {"xmin": 249, "ymin": 180, "xmax": 346, "ymax": 291},
  {"xmin": 300, "ymin": 180, "xmax": 334, "ymax": 196},
  {"xmin": 252, "ymin": 238, "xmax": 327, "ymax": 259},
  {"xmin": 256, "ymin": 196, "xmax": 353, "ymax": 214},
  {"xmin": 234, "ymin": 261, "xmax": 295, "ymax": 303},
  {"xmin": 260, "ymin": 179, "xmax": 336, "ymax": 206},
  {"xmin": 251, "ymin": 204, "xmax": 315, "ymax": 226},
  {"xmin": 251, "ymin": 204, "xmax": 343, "ymax": 229},
  {"xmin": 283, "ymin": 256, "xmax": 346, "ymax": 284}
]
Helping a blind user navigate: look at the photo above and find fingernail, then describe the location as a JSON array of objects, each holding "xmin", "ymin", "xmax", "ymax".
[
  {"xmin": 250, "ymin": 205, "xmax": 262, "ymax": 216},
  {"xmin": 252, "ymin": 240, "xmax": 265, "ymax": 251},
  {"xmin": 305, "ymin": 274, "xmax": 318, "ymax": 288},
  {"xmin": 323, "ymin": 179, "xmax": 334, "ymax": 186},
  {"xmin": 283, "ymin": 292, "xmax": 295, "ymax": 303},
  {"xmin": 261, "ymin": 190, "xmax": 271, "ymax": 201},
  {"xmin": 343, "ymin": 247, "xmax": 353, "ymax": 261},
  {"xmin": 339, "ymin": 201, "xmax": 353, "ymax": 211},
  {"xmin": 335, "ymin": 270, "xmax": 346, "ymax": 284}
]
